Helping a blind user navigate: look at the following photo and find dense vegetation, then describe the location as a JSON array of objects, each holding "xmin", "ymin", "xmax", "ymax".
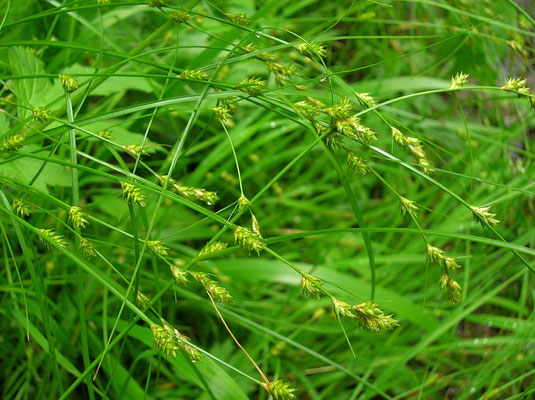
[{"xmin": 1, "ymin": 0, "xmax": 534, "ymax": 399}]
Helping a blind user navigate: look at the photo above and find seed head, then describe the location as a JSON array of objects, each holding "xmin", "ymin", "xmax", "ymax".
[
  {"xmin": 136, "ymin": 292, "xmax": 151, "ymax": 311},
  {"xmin": 199, "ymin": 241, "xmax": 228, "ymax": 256},
  {"xmin": 301, "ymin": 273, "xmax": 322, "ymax": 300},
  {"xmin": 333, "ymin": 116, "xmax": 377, "ymax": 142},
  {"xmin": 251, "ymin": 214, "xmax": 263, "ymax": 238},
  {"xmin": 502, "ymin": 77, "xmax": 529, "ymax": 93},
  {"xmin": 234, "ymin": 225, "xmax": 265, "ymax": 254},
  {"xmin": 179, "ymin": 69, "xmax": 208, "ymax": 81},
  {"xmin": 357, "ymin": 92, "xmax": 377, "ymax": 108},
  {"xmin": 263, "ymin": 380, "xmax": 297, "ymax": 400},
  {"xmin": 294, "ymin": 100, "xmax": 320, "ymax": 121},
  {"xmin": 400, "ymin": 196, "xmax": 418, "ymax": 218},
  {"xmin": 177, "ymin": 185, "xmax": 219, "ymax": 205},
  {"xmin": 171, "ymin": 10, "xmax": 190, "ymax": 24},
  {"xmin": 98, "ymin": 0, "xmax": 111, "ymax": 4},
  {"xmin": 122, "ymin": 144, "xmax": 148, "ymax": 158},
  {"xmin": 79, "ymin": 237, "xmax": 96, "ymax": 258},
  {"xmin": 192, "ymin": 272, "xmax": 233, "ymax": 303},
  {"xmin": 59, "ymin": 74, "xmax": 79, "ymax": 93},
  {"xmin": 151, "ymin": 324, "xmax": 180, "ymax": 358},
  {"xmin": 1, "ymin": 133, "xmax": 25, "ymax": 151},
  {"xmin": 237, "ymin": 194, "xmax": 250, "ymax": 212},
  {"xmin": 324, "ymin": 97, "xmax": 352, "ymax": 119},
  {"xmin": 267, "ymin": 62, "xmax": 297, "ymax": 85},
  {"xmin": 68, "ymin": 206, "xmax": 89, "ymax": 229},
  {"xmin": 147, "ymin": 0, "xmax": 166, "ymax": 8},
  {"xmin": 471, "ymin": 205, "xmax": 500, "ymax": 227},
  {"xmin": 449, "ymin": 72, "xmax": 469, "ymax": 89},
  {"xmin": 120, "ymin": 182, "xmax": 146, "ymax": 207},
  {"xmin": 235, "ymin": 77, "xmax": 266, "ymax": 96},
  {"xmin": 212, "ymin": 106, "xmax": 232, "ymax": 122},
  {"xmin": 439, "ymin": 274, "xmax": 462, "ymax": 304},
  {"xmin": 391, "ymin": 127, "xmax": 407, "ymax": 147},
  {"xmin": 147, "ymin": 240, "xmax": 169, "ymax": 257},
  {"xmin": 226, "ymin": 13, "xmax": 250, "ymax": 26},
  {"xmin": 32, "ymin": 107, "xmax": 49, "ymax": 123},
  {"xmin": 97, "ymin": 129, "xmax": 112, "ymax": 139},
  {"xmin": 153, "ymin": 320, "xmax": 201, "ymax": 362},
  {"xmin": 406, "ymin": 137, "xmax": 431, "ymax": 175},
  {"xmin": 170, "ymin": 264, "xmax": 189, "ymax": 286},
  {"xmin": 12, "ymin": 199, "xmax": 31, "ymax": 217},
  {"xmin": 352, "ymin": 302, "xmax": 399, "ymax": 332},
  {"xmin": 295, "ymin": 42, "xmax": 327, "ymax": 59},
  {"xmin": 38, "ymin": 228, "xmax": 68, "ymax": 250},
  {"xmin": 346, "ymin": 151, "xmax": 370, "ymax": 175},
  {"xmin": 332, "ymin": 297, "xmax": 356, "ymax": 318}
]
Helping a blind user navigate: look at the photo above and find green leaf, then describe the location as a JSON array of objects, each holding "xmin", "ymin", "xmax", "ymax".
[
  {"xmin": 8, "ymin": 47, "xmax": 63, "ymax": 119},
  {"xmin": 0, "ymin": 144, "xmax": 71, "ymax": 193}
]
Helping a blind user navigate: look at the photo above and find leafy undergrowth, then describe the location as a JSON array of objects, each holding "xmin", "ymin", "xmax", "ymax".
[{"xmin": 1, "ymin": 0, "xmax": 534, "ymax": 399}]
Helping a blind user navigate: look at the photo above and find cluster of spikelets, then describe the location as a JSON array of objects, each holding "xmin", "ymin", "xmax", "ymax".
[
  {"xmin": 427, "ymin": 245, "xmax": 462, "ymax": 304},
  {"xmin": 122, "ymin": 144, "xmax": 148, "ymax": 158},
  {"xmin": 68, "ymin": 206, "xmax": 89, "ymax": 230},
  {"xmin": 147, "ymin": 240, "xmax": 169, "ymax": 257},
  {"xmin": 212, "ymin": 97, "xmax": 237, "ymax": 122},
  {"xmin": 263, "ymin": 380, "xmax": 297, "ymax": 400},
  {"xmin": 199, "ymin": 241, "xmax": 228, "ymax": 257},
  {"xmin": 332, "ymin": 298, "xmax": 399, "ymax": 332},
  {"xmin": 121, "ymin": 181, "xmax": 146, "ymax": 207},
  {"xmin": 178, "ymin": 68, "xmax": 208, "ymax": 81},
  {"xmin": 470, "ymin": 205, "xmax": 500, "ymax": 227},
  {"xmin": 169, "ymin": 263, "xmax": 232, "ymax": 303},
  {"xmin": 12, "ymin": 199, "xmax": 32, "ymax": 217},
  {"xmin": 157, "ymin": 175, "xmax": 219, "ymax": 205},
  {"xmin": 233, "ymin": 225, "xmax": 265, "ymax": 254},
  {"xmin": 1, "ymin": 133, "xmax": 25, "ymax": 151},
  {"xmin": 59, "ymin": 74, "xmax": 79, "ymax": 93},
  {"xmin": 151, "ymin": 320, "xmax": 201, "ymax": 362},
  {"xmin": 391, "ymin": 126, "xmax": 432, "ymax": 174},
  {"xmin": 235, "ymin": 77, "xmax": 267, "ymax": 96},
  {"xmin": 300, "ymin": 273, "xmax": 398, "ymax": 331}
]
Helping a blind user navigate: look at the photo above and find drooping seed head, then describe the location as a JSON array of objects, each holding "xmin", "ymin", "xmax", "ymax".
[
  {"xmin": 192, "ymin": 272, "xmax": 233, "ymax": 303},
  {"xmin": 439, "ymin": 274, "xmax": 462, "ymax": 304},
  {"xmin": 68, "ymin": 206, "xmax": 89, "ymax": 230},
  {"xmin": 171, "ymin": 10, "xmax": 190, "ymax": 24},
  {"xmin": 147, "ymin": 240, "xmax": 169, "ymax": 257},
  {"xmin": 79, "ymin": 237, "xmax": 96, "ymax": 258},
  {"xmin": 179, "ymin": 69, "xmax": 208, "ymax": 81},
  {"xmin": 136, "ymin": 292, "xmax": 151, "ymax": 311},
  {"xmin": 199, "ymin": 241, "xmax": 228, "ymax": 257},
  {"xmin": 301, "ymin": 273, "xmax": 322, "ymax": 300},
  {"xmin": 120, "ymin": 182, "xmax": 146, "ymax": 207},
  {"xmin": 226, "ymin": 13, "xmax": 250, "ymax": 26},
  {"xmin": 470, "ymin": 205, "xmax": 500, "ymax": 227},
  {"xmin": 331, "ymin": 297, "xmax": 356, "ymax": 318},
  {"xmin": 38, "ymin": 228, "xmax": 68, "ymax": 250},
  {"xmin": 352, "ymin": 301, "xmax": 399, "ymax": 332},
  {"xmin": 263, "ymin": 380, "xmax": 297, "ymax": 400},
  {"xmin": 346, "ymin": 151, "xmax": 370, "ymax": 175},
  {"xmin": 12, "ymin": 199, "xmax": 31, "ymax": 217},
  {"xmin": 1, "ymin": 133, "xmax": 25, "ymax": 152},
  {"xmin": 391, "ymin": 127, "xmax": 407, "ymax": 147},
  {"xmin": 233, "ymin": 225, "xmax": 265, "ymax": 254},
  {"xmin": 237, "ymin": 194, "xmax": 250, "ymax": 212},
  {"xmin": 400, "ymin": 196, "xmax": 418, "ymax": 218},
  {"xmin": 170, "ymin": 264, "xmax": 189, "ymax": 286},
  {"xmin": 235, "ymin": 77, "xmax": 267, "ymax": 96},
  {"xmin": 295, "ymin": 42, "xmax": 327, "ymax": 59}
]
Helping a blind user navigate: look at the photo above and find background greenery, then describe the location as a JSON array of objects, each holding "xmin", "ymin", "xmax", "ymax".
[{"xmin": 1, "ymin": 0, "xmax": 534, "ymax": 399}]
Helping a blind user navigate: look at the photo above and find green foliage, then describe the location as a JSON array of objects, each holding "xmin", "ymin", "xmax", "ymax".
[{"xmin": 1, "ymin": 1, "xmax": 535, "ymax": 399}]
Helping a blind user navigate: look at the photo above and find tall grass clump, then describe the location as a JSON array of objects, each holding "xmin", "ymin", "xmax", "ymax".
[{"xmin": 1, "ymin": 0, "xmax": 534, "ymax": 399}]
